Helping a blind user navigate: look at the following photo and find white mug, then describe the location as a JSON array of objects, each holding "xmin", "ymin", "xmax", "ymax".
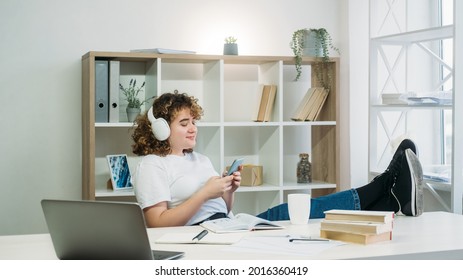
[{"xmin": 288, "ymin": 193, "xmax": 311, "ymax": 225}]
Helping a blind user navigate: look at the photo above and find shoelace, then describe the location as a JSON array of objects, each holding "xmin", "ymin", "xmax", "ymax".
[
  {"xmin": 387, "ymin": 151, "xmax": 404, "ymax": 180},
  {"xmin": 389, "ymin": 152, "xmax": 405, "ymax": 214}
]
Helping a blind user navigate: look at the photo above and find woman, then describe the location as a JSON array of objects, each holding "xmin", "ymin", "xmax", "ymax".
[
  {"xmin": 132, "ymin": 91, "xmax": 423, "ymax": 228},
  {"xmin": 132, "ymin": 91, "xmax": 241, "ymax": 227}
]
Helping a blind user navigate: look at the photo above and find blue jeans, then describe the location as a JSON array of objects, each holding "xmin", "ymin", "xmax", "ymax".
[{"xmin": 257, "ymin": 189, "xmax": 361, "ymax": 221}]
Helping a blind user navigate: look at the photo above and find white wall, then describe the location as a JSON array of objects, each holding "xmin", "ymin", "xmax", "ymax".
[
  {"xmin": 347, "ymin": 0, "xmax": 370, "ymax": 187},
  {"xmin": 0, "ymin": 0, "xmax": 358, "ymax": 235}
]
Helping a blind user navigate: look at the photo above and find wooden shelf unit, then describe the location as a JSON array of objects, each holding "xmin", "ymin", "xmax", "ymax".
[{"xmin": 82, "ymin": 51, "xmax": 340, "ymax": 214}]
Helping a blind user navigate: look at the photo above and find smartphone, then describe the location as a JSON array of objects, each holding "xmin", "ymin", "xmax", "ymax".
[{"xmin": 227, "ymin": 158, "xmax": 244, "ymax": 176}]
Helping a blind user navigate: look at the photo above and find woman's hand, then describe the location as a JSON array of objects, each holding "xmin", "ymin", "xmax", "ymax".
[
  {"xmin": 144, "ymin": 175, "xmax": 235, "ymax": 228},
  {"xmin": 200, "ymin": 176, "xmax": 235, "ymax": 200},
  {"xmin": 226, "ymin": 165, "xmax": 242, "ymax": 193},
  {"xmin": 221, "ymin": 165, "xmax": 243, "ymax": 212}
]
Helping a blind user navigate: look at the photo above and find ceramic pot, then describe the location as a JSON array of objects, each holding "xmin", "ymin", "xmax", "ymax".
[
  {"xmin": 223, "ymin": 43, "xmax": 238, "ymax": 55},
  {"xmin": 302, "ymin": 30, "xmax": 323, "ymax": 57},
  {"xmin": 126, "ymin": 107, "xmax": 141, "ymax": 122}
]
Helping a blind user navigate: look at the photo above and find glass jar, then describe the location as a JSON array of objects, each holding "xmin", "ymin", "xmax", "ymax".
[{"xmin": 297, "ymin": 153, "xmax": 312, "ymax": 183}]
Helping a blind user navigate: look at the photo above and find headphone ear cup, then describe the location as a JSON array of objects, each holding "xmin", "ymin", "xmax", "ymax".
[
  {"xmin": 147, "ymin": 107, "xmax": 170, "ymax": 141},
  {"xmin": 151, "ymin": 118, "xmax": 170, "ymax": 141}
]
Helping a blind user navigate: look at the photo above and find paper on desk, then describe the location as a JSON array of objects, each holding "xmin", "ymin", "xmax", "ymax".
[
  {"xmin": 224, "ymin": 235, "xmax": 344, "ymax": 257},
  {"xmin": 155, "ymin": 232, "xmax": 246, "ymax": 245}
]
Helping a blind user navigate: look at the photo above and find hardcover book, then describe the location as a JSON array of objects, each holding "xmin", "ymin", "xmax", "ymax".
[
  {"xmin": 320, "ymin": 219, "xmax": 393, "ymax": 235},
  {"xmin": 307, "ymin": 88, "xmax": 328, "ymax": 121},
  {"xmin": 291, "ymin": 87, "xmax": 328, "ymax": 121},
  {"xmin": 320, "ymin": 230, "xmax": 392, "ymax": 245},
  {"xmin": 324, "ymin": 209, "xmax": 394, "ymax": 223},
  {"xmin": 255, "ymin": 85, "xmax": 277, "ymax": 122},
  {"xmin": 291, "ymin": 87, "xmax": 317, "ymax": 121}
]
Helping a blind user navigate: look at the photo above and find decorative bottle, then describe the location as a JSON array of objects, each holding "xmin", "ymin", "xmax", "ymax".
[{"xmin": 297, "ymin": 153, "xmax": 312, "ymax": 183}]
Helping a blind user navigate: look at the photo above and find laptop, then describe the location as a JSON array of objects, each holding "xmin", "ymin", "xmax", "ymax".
[{"xmin": 41, "ymin": 199, "xmax": 184, "ymax": 260}]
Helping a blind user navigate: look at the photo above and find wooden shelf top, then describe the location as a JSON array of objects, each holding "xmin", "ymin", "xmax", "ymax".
[{"xmin": 82, "ymin": 51, "xmax": 339, "ymax": 65}]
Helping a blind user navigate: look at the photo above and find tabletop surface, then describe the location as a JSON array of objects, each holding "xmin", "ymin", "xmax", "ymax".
[{"xmin": 1, "ymin": 211, "xmax": 463, "ymax": 260}]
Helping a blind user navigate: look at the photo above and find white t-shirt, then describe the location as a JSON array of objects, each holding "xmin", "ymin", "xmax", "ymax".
[{"xmin": 133, "ymin": 152, "xmax": 228, "ymax": 225}]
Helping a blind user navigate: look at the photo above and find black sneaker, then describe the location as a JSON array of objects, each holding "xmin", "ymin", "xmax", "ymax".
[
  {"xmin": 372, "ymin": 139, "xmax": 417, "ymax": 193},
  {"xmin": 389, "ymin": 139, "xmax": 417, "ymax": 167},
  {"xmin": 391, "ymin": 149, "xmax": 424, "ymax": 216}
]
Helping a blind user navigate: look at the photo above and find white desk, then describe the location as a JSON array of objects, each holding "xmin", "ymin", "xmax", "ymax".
[{"xmin": 1, "ymin": 211, "xmax": 463, "ymax": 260}]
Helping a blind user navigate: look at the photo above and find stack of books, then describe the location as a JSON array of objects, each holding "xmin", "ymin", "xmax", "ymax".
[
  {"xmin": 291, "ymin": 87, "xmax": 329, "ymax": 121},
  {"xmin": 319, "ymin": 209, "xmax": 394, "ymax": 245},
  {"xmin": 255, "ymin": 85, "xmax": 277, "ymax": 122},
  {"xmin": 381, "ymin": 93, "xmax": 407, "ymax": 105}
]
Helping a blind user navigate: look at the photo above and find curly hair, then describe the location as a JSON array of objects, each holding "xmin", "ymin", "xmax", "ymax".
[{"xmin": 131, "ymin": 91, "xmax": 203, "ymax": 156}]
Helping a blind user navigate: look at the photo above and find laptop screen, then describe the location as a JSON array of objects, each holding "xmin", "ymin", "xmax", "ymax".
[{"xmin": 41, "ymin": 199, "xmax": 183, "ymax": 260}]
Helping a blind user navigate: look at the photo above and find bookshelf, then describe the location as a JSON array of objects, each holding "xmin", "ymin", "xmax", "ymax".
[{"xmin": 81, "ymin": 51, "xmax": 340, "ymax": 214}]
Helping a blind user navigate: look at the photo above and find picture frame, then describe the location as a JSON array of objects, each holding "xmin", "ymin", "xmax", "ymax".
[{"xmin": 106, "ymin": 154, "xmax": 133, "ymax": 190}]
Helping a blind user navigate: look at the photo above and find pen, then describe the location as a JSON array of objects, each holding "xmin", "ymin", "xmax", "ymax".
[
  {"xmin": 192, "ymin": 229, "xmax": 208, "ymax": 241},
  {"xmin": 289, "ymin": 238, "xmax": 329, "ymax": 242}
]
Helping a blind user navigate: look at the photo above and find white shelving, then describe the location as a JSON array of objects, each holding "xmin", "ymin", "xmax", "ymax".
[
  {"xmin": 371, "ymin": 25, "xmax": 453, "ymax": 43},
  {"xmin": 369, "ymin": 0, "xmax": 461, "ymax": 213},
  {"xmin": 82, "ymin": 52, "xmax": 340, "ymax": 214}
]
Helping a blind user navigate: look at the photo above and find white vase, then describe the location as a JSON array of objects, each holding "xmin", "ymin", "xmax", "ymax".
[{"xmin": 126, "ymin": 107, "xmax": 141, "ymax": 122}]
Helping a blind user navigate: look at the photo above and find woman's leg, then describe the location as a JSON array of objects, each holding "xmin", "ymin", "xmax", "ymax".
[
  {"xmin": 257, "ymin": 139, "xmax": 418, "ymax": 221},
  {"xmin": 363, "ymin": 148, "xmax": 423, "ymax": 216},
  {"xmin": 256, "ymin": 189, "xmax": 361, "ymax": 221},
  {"xmin": 357, "ymin": 139, "xmax": 416, "ymax": 210}
]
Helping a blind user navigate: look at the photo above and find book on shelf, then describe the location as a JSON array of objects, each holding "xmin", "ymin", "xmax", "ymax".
[
  {"xmin": 320, "ymin": 219, "xmax": 393, "ymax": 235},
  {"xmin": 255, "ymin": 85, "xmax": 277, "ymax": 122},
  {"xmin": 130, "ymin": 48, "xmax": 196, "ymax": 54},
  {"xmin": 291, "ymin": 87, "xmax": 314, "ymax": 121},
  {"xmin": 264, "ymin": 85, "xmax": 277, "ymax": 121},
  {"xmin": 256, "ymin": 85, "xmax": 270, "ymax": 122},
  {"xmin": 324, "ymin": 209, "xmax": 394, "ymax": 224},
  {"xmin": 320, "ymin": 229, "xmax": 392, "ymax": 245},
  {"xmin": 308, "ymin": 88, "xmax": 329, "ymax": 121},
  {"xmin": 291, "ymin": 87, "xmax": 328, "ymax": 121},
  {"xmin": 155, "ymin": 231, "xmax": 245, "ymax": 245},
  {"xmin": 381, "ymin": 93, "xmax": 407, "ymax": 105},
  {"xmin": 304, "ymin": 88, "xmax": 323, "ymax": 121},
  {"xmin": 200, "ymin": 213, "xmax": 284, "ymax": 233}
]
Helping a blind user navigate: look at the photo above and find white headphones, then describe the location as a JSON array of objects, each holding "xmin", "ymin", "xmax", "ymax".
[{"xmin": 147, "ymin": 107, "xmax": 170, "ymax": 141}]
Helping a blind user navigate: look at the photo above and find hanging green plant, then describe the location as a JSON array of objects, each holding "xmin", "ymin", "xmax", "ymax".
[{"xmin": 290, "ymin": 28, "xmax": 339, "ymax": 89}]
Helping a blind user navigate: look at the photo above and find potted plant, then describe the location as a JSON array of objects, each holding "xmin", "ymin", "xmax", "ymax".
[
  {"xmin": 223, "ymin": 36, "xmax": 238, "ymax": 55},
  {"xmin": 119, "ymin": 79, "xmax": 153, "ymax": 122},
  {"xmin": 290, "ymin": 28, "xmax": 339, "ymax": 89}
]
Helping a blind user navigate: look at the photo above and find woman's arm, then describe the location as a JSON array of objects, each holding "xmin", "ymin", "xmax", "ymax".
[
  {"xmin": 143, "ymin": 176, "xmax": 234, "ymax": 227},
  {"xmin": 143, "ymin": 191, "xmax": 208, "ymax": 227}
]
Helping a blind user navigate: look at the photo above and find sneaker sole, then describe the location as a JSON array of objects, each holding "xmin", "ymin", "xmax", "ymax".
[{"xmin": 405, "ymin": 149, "xmax": 424, "ymax": 216}]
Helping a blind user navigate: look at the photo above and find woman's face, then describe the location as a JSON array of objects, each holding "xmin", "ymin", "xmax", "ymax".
[{"xmin": 168, "ymin": 108, "xmax": 197, "ymax": 156}]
